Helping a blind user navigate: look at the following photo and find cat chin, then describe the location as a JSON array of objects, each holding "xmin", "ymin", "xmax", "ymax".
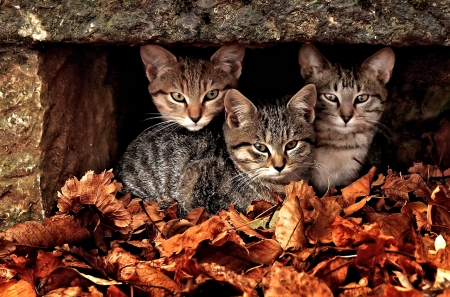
[
  {"xmin": 185, "ymin": 125, "xmax": 205, "ymax": 131},
  {"xmin": 180, "ymin": 121, "xmax": 208, "ymax": 131}
]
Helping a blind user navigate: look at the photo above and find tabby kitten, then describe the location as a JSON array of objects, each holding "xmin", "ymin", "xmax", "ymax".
[
  {"xmin": 298, "ymin": 43, "xmax": 395, "ymax": 193},
  {"xmin": 117, "ymin": 85, "xmax": 317, "ymax": 216},
  {"xmin": 140, "ymin": 44, "xmax": 245, "ymax": 131}
]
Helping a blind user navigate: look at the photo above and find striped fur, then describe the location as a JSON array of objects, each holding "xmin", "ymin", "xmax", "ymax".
[
  {"xmin": 140, "ymin": 44, "xmax": 245, "ymax": 131},
  {"xmin": 116, "ymin": 86, "xmax": 316, "ymax": 216},
  {"xmin": 299, "ymin": 43, "xmax": 395, "ymax": 193}
]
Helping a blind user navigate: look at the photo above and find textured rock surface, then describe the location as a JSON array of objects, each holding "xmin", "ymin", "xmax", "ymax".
[
  {"xmin": 0, "ymin": 0, "xmax": 449, "ymax": 46},
  {"xmin": 0, "ymin": 47, "xmax": 119, "ymax": 230},
  {"xmin": 0, "ymin": 48, "xmax": 44, "ymax": 229}
]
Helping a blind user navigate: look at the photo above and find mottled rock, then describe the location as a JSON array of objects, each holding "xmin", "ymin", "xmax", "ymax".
[
  {"xmin": 0, "ymin": 47, "xmax": 118, "ymax": 230},
  {"xmin": 0, "ymin": 0, "xmax": 449, "ymax": 46},
  {"xmin": 0, "ymin": 48, "xmax": 44, "ymax": 230}
]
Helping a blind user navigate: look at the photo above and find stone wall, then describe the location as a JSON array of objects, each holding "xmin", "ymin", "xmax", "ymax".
[
  {"xmin": 0, "ymin": 48, "xmax": 44, "ymax": 229},
  {"xmin": 0, "ymin": 47, "xmax": 119, "ymax": 229},
  {"xmin": 0, "ymin": 0, "xmax": 449, "ymax": 46}
]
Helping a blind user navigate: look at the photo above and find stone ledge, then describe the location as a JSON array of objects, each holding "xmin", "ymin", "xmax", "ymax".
[{"xmin": 0, "ymin": 0, "xmax": 449, "ymax": 46}]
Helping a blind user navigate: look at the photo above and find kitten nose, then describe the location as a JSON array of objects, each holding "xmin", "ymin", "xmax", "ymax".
[
  {"xmin": 341, "ymin": 116, "xmax": 352, "ymax": 123},
  {"xmin": 190, "ymin": 115, "xmax": 201, "ymax": 123},
  {"xmin": 274, "ymin": 164, "xmax": 285, "ymax": 172}
]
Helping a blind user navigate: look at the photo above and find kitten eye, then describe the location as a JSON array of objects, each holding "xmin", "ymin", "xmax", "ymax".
[
  {"xmin": 170, "ymin": 92, "xmax": 186, "ymax": 102},
  {"xmin": 285, "ymin": 140, "xmax": 298, "ymax": 150},
  {"xmin": 321, "ymin": 93, "xmax": 338, "ymax": 103},
  {"xmin": 355, "ymin": 94, "xmax": 370, "ymax": 103},
  {"xmin": 254, "ymin": 142, "xmax": 268, "ymax": 153},
  {"xmin": 204, "ymin": 89, "xmax": 219, "ymax": 100}
]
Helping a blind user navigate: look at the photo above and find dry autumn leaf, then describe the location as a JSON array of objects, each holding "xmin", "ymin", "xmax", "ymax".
[
  {"xmin": 0, "ymin": 280, "xmax": 36, "ymax": 297},
  {"xmin": 274, "ymin": 181, "xmax": 308, "ymax": 250},
  {"xmin": 58, "ymin": 170, "xmax": 131, "ymax": 228},
  {"xmin": 341, "ymin": 166, "xmax": 377, "ymax": 206},
  {"xmin": 306, "ymin": 196, "xmax": 342, "ymax": 244},
  {"xmin": 2, "ymin": 215, "xmax": 90, "ymax": 248},
  {"xmin": 155, "ymin": 215, "xmax": 228, "ymax": 257},
  {"xmin": 261, "ymin": 265, "xmax": 333, "ymax": 297},
  {"xmin": 226, "ymin": 205, "xmax": 266, "ymax": 240}
]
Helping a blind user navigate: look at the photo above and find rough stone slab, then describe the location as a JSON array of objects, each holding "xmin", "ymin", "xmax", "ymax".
[
  {"xmin": 0, "ymin": 46, "xmax": 118, "ymax": 230},
  {"xmin": 0, "ymin": 0, "xmax": 449, "ymax": 46},
  {"xmin": 0, "ymin": 47, "xmax": 45, "ymax": 230}
]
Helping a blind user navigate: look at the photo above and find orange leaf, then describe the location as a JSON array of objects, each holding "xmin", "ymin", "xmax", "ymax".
[
  {"xmin": 331, "ymin": 216, "xmax": 380, "ymax": 247},
  {"xmin": 35, "ymin": 250, "xmax": 63, "ymax": 279},
  {"xmin": 156, "ymin": 215, "xmax": 227, "ymax": 257},
  {"xmin": 0, "ymin": 280, "xmax": 36, "ymax": 297},
  {"xmin": 341, "ymin": 166, "xmax": 377, "ymax": 206},
  {"xmin": 3, "ymin": 215, "xmax": 90, "ymax": 248},
  {"xmin": 261, "ymin": 266, "xmax": 333, "ymax": 297},
  {"xmin": 246, "ymin": 239, "xmax": 282, "ymax": 265},
  {"xmin": 125, "ymin": 262, "xmax": 180, "ymax": 293},
  {"xmin": 184, "ymin": 207, "xmax": 209, "ymax": 225},
  {"xmin": 226, "ymin": 205, "xmax": 265, "ymax": 240},
  {"xmin": 274, "ymin": 181, "xmax": 308, "ymax": 250},
  {"xmin": 306, "ymin": 197, "xmax": 342, "ymax": 244},
  {"xmin": 57, "ymin": 170, "xmax": 131, "ymax": 228}
]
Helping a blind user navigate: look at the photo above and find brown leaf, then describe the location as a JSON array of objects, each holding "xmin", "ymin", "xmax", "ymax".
[
  {"xmin": 162, "ymin": 219, "xmax": 194, "ymax": 238},
  {"xmin": 156, "ymin": 215, "xmax": 227, "ymax": 257},
  {"xmin": 275, "ymin": 181, "xmax": 309, "ymax": 250},
  {"xmin": 405, "ymin": 202, "xmax": 430, "ymax": 231},
  {"xmin": 354, "ymin": 237, "xmax": 397, "ymax": 269},
  {"xmin": 195, "ymin": 241, "xmax": 255, "ymax": 272},
  {"xmin": 261, "ymin": 265, "xmax": 333, "ymax": 297},
  {"xmin": 380, "ymin": 212, "xmax": 414, "ymax": 239},
  {"xmin": 57, "ymin": 170, "xmax": 131, "ymax": 228},
  {"xmin": 306, "ymin": 197, "xmax": 342, "ymax": 244},
  {"xmin": 226, "ymin": 205, "xmax": 265, "ymax": 240},
  {"xmin": 184, "ymin": 207, "xmax": 209, "ymax": 225},
  {"xmin": 0, "ymin": 265, "xmax": 16, "ymax": 281},
  {"xmin": 377, "ymin": 284, "xmax": 424, "ymax": 297},
  {"xmin": 246, "ymin": 200, "xmax": 276, "ymax": 219},
  {"xmin": 43, "ymin": 286, "xmax": 103, "ymax": 297},
  {"xmin": 310, "ymin": 256, "xmax": 351, "ymax": 291},
  {"xmin": 106, "ymin": 285, "xmax": 129, "ymax": 297},
  {"xmin": 408, "ymin": 162, "xmax": 443, "ymax": 179},
  {"xmin": 3, "ymin": 215, "xmax": 90, "ymax": 248},
  {"xmin": 382, "ymin": 173, "xmax": 430, "ymax": 202},
  {"xmin": 341, "ymin": 166, "xmax": 377, "ymax": 206},
  {"xmin": 0, "ymin": 280, "xmax": 36, "ymax": 297},
  {"xmin": 246, "ymin": 239, "xmax": 282, "ymax": 265},
  {"xmin": 431, "ymin": 185, "xmax": 450, "ymax": 212},
  {"xmin": 123, "ymin": 262, "xmax": 180, "ymax": 294},
  {"xmin": 343, "ymin": 196, "xmax": 372, "ymax": 216},
  {"xmin": 106, "ymin": 246, "xmax": 141, "ymax": 279},
  {"xmin": 429, "ymin": 204, "xmax": 450, "ymax": 233},
  {"xmin": 331, "ymin": 216, "xmax": 379, "ymax": 247},
  {"xmin": 42, "ymin": 286, "xmax": 83, "ymax": 297},
  {"xmin": 194, "ymin": 262, "xmax": 259, "ymax": 296},
  {"xmin": 35, "ymin": 250, "xmax": 63, "ymax": 279}
]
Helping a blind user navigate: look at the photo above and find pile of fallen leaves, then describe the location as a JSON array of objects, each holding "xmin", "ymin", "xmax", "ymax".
[{"xmin": 1, "ymin": 163, "xmax": 450, "ymax": 297}]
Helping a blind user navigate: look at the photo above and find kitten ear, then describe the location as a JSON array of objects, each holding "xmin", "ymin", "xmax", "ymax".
[
  {"xmin": 140, "ymin": 45, "xmax": 177, "ymax": 81},
  {"xmin": 361, "ymin": 47, "xmax": 395, "ymax": 84},
  {"xmin": 298, "ymin": 43, "xmax": 331, "ymax": 80},
  {"xmin": 287, "ymin": 84, "xmax": 317, "ymax": 124},
  {"xmin": 210, "ymin": 44, "xmax": 246, "ymax": 79},
  {"xmin": 224, "ymin": 89, "xmax": 257, "ymax": 128}
]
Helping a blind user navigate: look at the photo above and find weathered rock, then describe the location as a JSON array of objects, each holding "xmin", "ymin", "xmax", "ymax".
[
  {"xmin": 0, "ymin": 47, "xmax": 118, "ymax": 230},
  {"xmin": 0, "ymin": 0, "xmax": 449, "ymax": 46},
  {"xmin": 0, "ymin": 48, "xmax": 44, "ymax": 229}
]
